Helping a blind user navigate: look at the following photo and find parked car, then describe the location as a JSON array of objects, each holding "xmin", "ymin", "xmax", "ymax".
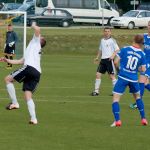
[
  {"xmin": 1, "ymin": 3, "xmax": 22, "ymax": 11},
  {"xmin": 27, "ymin": 8, "xmax": 73, "ymax": 27},
  {"xmin": 137, "ymin": 2, "xmax": 150, "ymax": 11},
  {"xmin": 110, "ymin": 10, "xmax": 150, "ymax": 29},
  {"xmin": 17, "ymin": 2, "xmax": 35, "ymax": 15}
]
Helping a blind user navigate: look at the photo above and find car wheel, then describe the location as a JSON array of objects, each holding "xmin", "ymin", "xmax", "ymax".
[
  {"xmin": 62, "ymin": 21, "xmax": 69, "ymax": 27},
  {"xmin": 114, "ymin": 26, "xmax": 120, "ymax": 29},
  {"xmin": 139, "ymin": 27, "xmax": 144, "ymax": 29},
  {"xmin": 128, "ymin": 22, "xmax": 135, "ymax": 29},
  {"xmin": 107, "ymin": 17, "xmax": 113, "ymax": 26}
]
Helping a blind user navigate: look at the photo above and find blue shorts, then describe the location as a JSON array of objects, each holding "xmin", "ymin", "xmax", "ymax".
[
  {"xmin": 145, "ymin": 67, "xmax": 150, "ymax": 78},
  {"xmin": 113, "ymin": 77, "xmax": 140, "ymax": 95}
]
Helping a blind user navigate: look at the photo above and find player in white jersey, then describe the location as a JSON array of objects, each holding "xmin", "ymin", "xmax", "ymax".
[
  {"xmin": 91, "ymin": 27, "xmax": 119, "ymax": 96},
  {"xmin": 1, "ymin": 22, "xmax": 46, "ymax": 125}
]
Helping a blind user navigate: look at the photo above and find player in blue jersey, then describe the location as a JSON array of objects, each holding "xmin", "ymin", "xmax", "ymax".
[
  {"xmin": 111, "ymin": 34, "xmax": 148, "ymax": 127},
  {"xmin": 130, "ymin": 21, "xmax": 150, "ymax": 109}
]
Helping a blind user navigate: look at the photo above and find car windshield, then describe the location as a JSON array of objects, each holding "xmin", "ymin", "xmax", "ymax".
[
  {"xmin": 18, "ymin": 4, "xmax": 30, "ymax": 10},
  {"xmin": 123, "ymin": 11, "xmax": 139, "ymax": 17}
]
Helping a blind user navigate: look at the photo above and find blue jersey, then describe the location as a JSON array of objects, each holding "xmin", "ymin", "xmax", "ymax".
[
  {"xmin": 144, "ymin": 33, "xmax": 150, "ymax": 64},
  {"xmin": 117, "ymin": 46, "xmax": 146, "ymax": 82}
]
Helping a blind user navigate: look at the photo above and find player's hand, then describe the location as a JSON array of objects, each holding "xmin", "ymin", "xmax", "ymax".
[
  {"xmin": 93, "ymin": 58, "xmax": 99, "ymax": 64},
  {"xmin": 0, "ymin": 57, "xmax": 7, "ymax": 62},
  {"xmin": 31, "ymin": 21, "xmax": 37, "ymax": 27},
  {"xmin": 9, "ymin": 41, "xmax": 15, "ymax": 47},
  {"xmin": 109, "ymin": 55, "xmax": 114, "ymax": 60}
]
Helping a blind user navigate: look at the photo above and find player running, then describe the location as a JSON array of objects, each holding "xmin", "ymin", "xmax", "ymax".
[
  {"xmin": 91, "ymin": 27, "xmax": 119, "ymax": 96},
  {"xmin": 111, "ymin": 34, "xmax": 148, "ymax": 127},
  {"xmin": 1, "ymin": 22, "xmax": 46, "ymax": 125}
]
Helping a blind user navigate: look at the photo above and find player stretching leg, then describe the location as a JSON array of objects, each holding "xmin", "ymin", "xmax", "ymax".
[
  {"xmin": 1, "ymin": 22, "xmax": 46, "ymax": 124},
  {"xmin": 91, "ymin": 27, "xmax": 119, "ymax": 96},
  {"xmin": 111, "ymin": 35, "xmax": 148, "ymax": 127}
]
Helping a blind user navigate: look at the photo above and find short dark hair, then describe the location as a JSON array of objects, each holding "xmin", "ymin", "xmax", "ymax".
[
  {"xmin": 134, "ymin": 34, "xmax": 144, "ymax": 45},
  {"xmin": 8, "ymin": 24, "xmax": 12, "ymax": 26},
  {"xmin": 104, "ymin": 27, "xmax": 112, "ymax": 31},
  {"xmin": 40, "ymin": 37, "xmax": 46, "ymax": 48}
]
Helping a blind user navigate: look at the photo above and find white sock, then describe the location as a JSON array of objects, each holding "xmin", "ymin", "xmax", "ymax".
[
  {"xmin": 6, "ymin": 83, "xmax": 18, "ymax": 104},
  {"xmin": 27, "ymin": 99, "xmax": 37, "ymax": 121},
  {"xmin": 112, "ymin": 79, "xmax": 117, "ymax": 87},
  {"xmin": 94, "ymin": 79, "xmax": 101, "ymax": 93}
]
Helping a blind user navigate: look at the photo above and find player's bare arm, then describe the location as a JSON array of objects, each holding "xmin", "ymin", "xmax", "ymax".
[
  {"xmin": 94, "ymin": 51, "xmax": 101, "ymax": 64},
  {"xmin": 31, "ymin": 22, "xmax": 40, "ymax": 37},
  {"xmin": 110, "ymin": 48, "xmax": 120, "ymax": 60},
  {"xmin": 1, "ymin": 57, "xmax": 24, "ymax": 65}
]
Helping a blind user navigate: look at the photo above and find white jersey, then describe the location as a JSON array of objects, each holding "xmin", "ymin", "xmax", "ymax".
[
  {"xmin": 99, "ymin": 37, "xmax": 119, "ymax": 59},
  {"xmin": 24, "ymin": 34, "xmax": 41, "ymax": 73}
]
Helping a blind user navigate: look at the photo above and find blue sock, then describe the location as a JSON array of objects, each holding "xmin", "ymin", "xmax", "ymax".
[
  {"xmin": 145, "ymin": 84, "xmax": 150, "ymax": 91},
  {"xmin": 136, "ymin": 98, "xmax": 145, "ymax": 119},
  {"xmin": 139, "ymin": 83, "xmax": 145, "ymax": 97},
  {"xmin": 112, "ymin": 102, "xmax": 120, "ymax": 121}
]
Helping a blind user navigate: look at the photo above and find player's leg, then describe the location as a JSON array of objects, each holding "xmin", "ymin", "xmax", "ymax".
[
  {"xmin": 131, "ymin": 83, "xmax": 148, "ymax": 125},
  {"xmin": 4, "ymin": 45, "xmax": 10, "ymax": 68},
  {"xmin": 4, "ymin": 75, "xmax": 19, "ymax": 109},
  {"xmin": 5, "ymin": 66, "xmax": 28, "ymax": 109},
  {"xmin": 130, "ymin": 74, "xmax": 146, "ymax": 109},
  {"xmin": 108, "ymin": 59, "xmax": 117, "ymax": 95},
  {"xmin": 24, "ymin": 91, "xmax": 37, "ymax": 125},
  {"xmin": 91, "ymin": 60, "xmax": 106, "ymax": 96},
  {"xmin": 23, "ymin": 66, "xmax": 40, "ymax": 124},
  {"xmin": 92, "ymin": 72, "xmax": 102, "ymax": 96},
  {"xmin": 111, "ymin": 78, "xmax": 127, "ymax": 127}
]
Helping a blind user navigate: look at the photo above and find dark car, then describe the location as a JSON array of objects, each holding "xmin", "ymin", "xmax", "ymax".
[
  {"xmin": 1, "ymin": 3, "xmax": 22, "ymax": 11},
  {"xmin": 17, "ymin": 2, "xmax": 35, "ymax": 15},
  {"xmin": 27, "ymin": 8, "xmax": 73, "ymax": 27}
]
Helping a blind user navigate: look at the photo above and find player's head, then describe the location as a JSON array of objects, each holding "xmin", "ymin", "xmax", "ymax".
[
  {"xmin": 40, "ymin": 37, "xmax": 46, "ymax": 48},
  {"xmin": 7, "ymin": 24, "xmax": 13, "ymax": 31},
  {"xmin": 133, "ymin": 34, "xmax": 144, "ymax": 47},
  {"xmin": 103, "ymin": 27, "xmax": 111, "ymax": 39},
  {"xmin": 148, "ymin": 20, "xmax": 150, "ymax": 34}
]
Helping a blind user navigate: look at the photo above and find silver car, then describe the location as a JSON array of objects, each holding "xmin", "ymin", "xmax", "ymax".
[{"xmin": 110, "ymin": 10, "xmax": 150, "ymax": 29}]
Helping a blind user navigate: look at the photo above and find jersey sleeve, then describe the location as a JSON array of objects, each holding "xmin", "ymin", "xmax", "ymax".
[{"xmin": 112, "ymin": 38, "xmax": 119, "ymax": 51}]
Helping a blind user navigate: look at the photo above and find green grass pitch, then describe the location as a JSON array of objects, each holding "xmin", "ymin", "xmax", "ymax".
[{"xmin": 0, "ymin": 28, "xmax": 149, "ymax": 150}]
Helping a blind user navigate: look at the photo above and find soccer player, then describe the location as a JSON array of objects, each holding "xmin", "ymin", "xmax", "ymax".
[
  {"xmin": 4, "ymin": 24, "xmax": 18, "ymax": 69},
  {"xmin": 111, "ymin": 34, "xmax": 148, "ymax": 127},
  {"xmin": 91, "ymin": 27, "xmax": 119, "ymax": 96},
  {"xmin": 130, "ymin": 20, "xmax": 150, "ymax": 109},
  {"xmin": 1, "ymin": 22, "xmax": 46, "ymax": 125}
]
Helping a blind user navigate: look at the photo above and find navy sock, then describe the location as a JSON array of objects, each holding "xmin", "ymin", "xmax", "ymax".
[
  {"xmin": 136, "ymin": 98, "xmax": 145, "ymax": 119},
  {"xmin": 112, "ymin": 102, "xmax": 120, "ymax": 121},
  {"xmin": 145, "ymin": 84, "xmax": 150, "ymax": 91},
  {"xmin": 139, "ymin": 83, "xmax": 145, "ymax": 97}
]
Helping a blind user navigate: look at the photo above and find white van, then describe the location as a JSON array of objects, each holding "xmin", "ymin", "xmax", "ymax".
[{"xmin": 35, "ymin": 0, "xmax": 119, "ymax": 25}]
